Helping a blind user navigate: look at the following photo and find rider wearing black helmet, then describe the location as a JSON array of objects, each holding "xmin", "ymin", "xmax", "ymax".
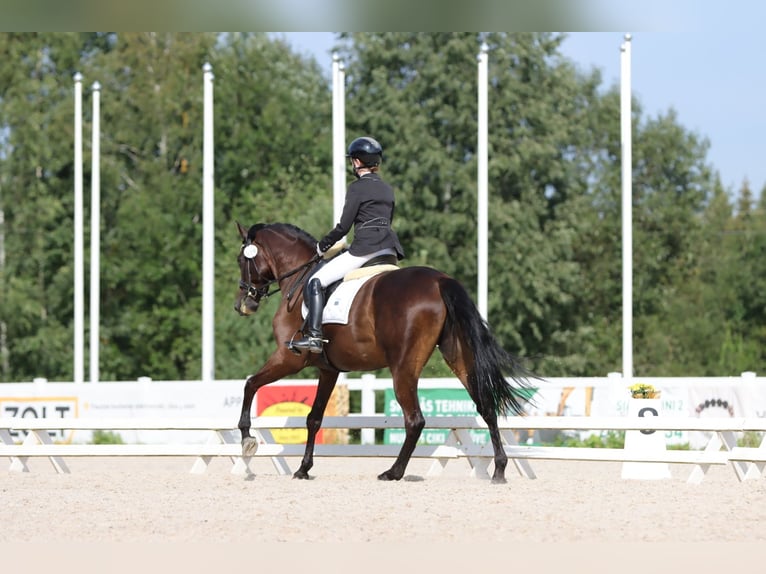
[
  {"xmin": 290, "ymin": 136, "xmax": 405, "ymax": 354},
  {"xmin": 348, "ymin": 136, "xmax": 383, "ymax": 173}
]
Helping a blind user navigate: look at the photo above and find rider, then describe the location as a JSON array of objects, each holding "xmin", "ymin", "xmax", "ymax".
[{"xmin": 290, "ymin": 136, "xmax": 405, "ymax": 354}]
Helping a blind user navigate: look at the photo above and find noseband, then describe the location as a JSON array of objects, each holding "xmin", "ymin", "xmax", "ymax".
[{"xmin": 239, "ymin": 277, "xmax": 272, "ymax": 302}]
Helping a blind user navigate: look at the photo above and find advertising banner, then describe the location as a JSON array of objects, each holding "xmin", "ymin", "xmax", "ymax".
[
  {"xmin": 383, "ymin": 388, "xmax": 490, "ymax": 445},
  {"xmin": 2, "ymin": 376, "xmax": 764, "ymax": 448},
  {"xmin": 255, "ymin": 384, "xmax": 320, "ymax": 444}
]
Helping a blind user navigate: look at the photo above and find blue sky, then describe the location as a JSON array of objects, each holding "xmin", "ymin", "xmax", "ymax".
[{"xmin": 277, "ymin": 31, "xmax": 765, "ymax": 199}]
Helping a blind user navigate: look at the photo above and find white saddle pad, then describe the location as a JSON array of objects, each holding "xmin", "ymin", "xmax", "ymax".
[{"xmin": 301, "ymin": 266, "xmax": 396, "ymax": 325}]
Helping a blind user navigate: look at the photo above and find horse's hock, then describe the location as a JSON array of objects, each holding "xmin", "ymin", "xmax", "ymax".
[{"xmin": 323, "ymin": 383, "xmax": 349, "ymax": 444}]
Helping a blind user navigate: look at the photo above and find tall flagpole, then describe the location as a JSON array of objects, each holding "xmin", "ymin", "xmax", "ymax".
[
  {"xmin": 89, "ymin": 81, "xmax": 101, "ymax": 383},
  {"xmin": 202, "ymin": 63, "xmax": 215, "ymax": 384},
  {"xmin": 73, "ymin": 72, "xmax": 84, "ymax": 384},
  {"xmin": 477, "ymin": 42, "xmax": 489, "ymax": 321},
  {"xmin": 621, "ymin": 34, "xmax": 633, "ymax": 380},
  {"xmin": 332, "ymin": 52, "xmax": 346, "ymax": 227}
]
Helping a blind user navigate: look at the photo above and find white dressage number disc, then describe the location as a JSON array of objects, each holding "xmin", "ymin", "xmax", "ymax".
[{"xmin": 243, "ymin": 244, "xmax": 258, "ymax": 259}]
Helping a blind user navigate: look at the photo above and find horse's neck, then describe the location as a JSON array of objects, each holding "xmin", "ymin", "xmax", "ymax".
[
  {"xmin": 263, "ymin": 229, "xmax": 313, "ymax": 278},
  {"xmin": 270, "ymin": 251, "xmax": 313, "ymax": 286}
]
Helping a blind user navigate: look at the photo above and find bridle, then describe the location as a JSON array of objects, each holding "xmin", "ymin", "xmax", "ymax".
[{"xmin": 238, "ymin": 242, "xmax": 319, "ymax": 307}]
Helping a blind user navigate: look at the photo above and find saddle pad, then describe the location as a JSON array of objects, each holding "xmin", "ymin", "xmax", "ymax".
[
  {"xmin": 343, "ymin": 263, "xmax": 399, "ymax": 281},
  {"xmin": 301, "ymin": 267, "xmax": 395, "ymax": 325}
]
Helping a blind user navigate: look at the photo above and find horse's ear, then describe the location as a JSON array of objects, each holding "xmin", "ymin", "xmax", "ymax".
[{"xmin": 236, "ymin": 221, "xmax": 248, "ymax": 241}]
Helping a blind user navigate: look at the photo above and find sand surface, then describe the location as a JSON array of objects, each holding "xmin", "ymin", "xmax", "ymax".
[{"xmin": 3, "ymin": 454, "xmax": 765, "ymax": 546}]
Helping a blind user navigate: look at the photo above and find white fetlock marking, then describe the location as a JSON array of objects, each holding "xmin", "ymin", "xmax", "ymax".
[{"xmin": 242, "ymin": 437, "xmax": 259, "ymax": 457}]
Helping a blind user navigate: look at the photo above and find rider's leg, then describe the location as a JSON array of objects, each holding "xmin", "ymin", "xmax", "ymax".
[
  {"xmin": 291, "ymin": 277, "xmax": 325, "ymax": 353},
  {"xmin": 289, "ymin": 249, "xmax": 396, "ymax": 353}
]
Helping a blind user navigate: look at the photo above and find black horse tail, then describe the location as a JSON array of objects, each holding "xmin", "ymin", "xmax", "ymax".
[{"xmin": 439, "ymin": 277, "xmax": 539, "ymax": 417}]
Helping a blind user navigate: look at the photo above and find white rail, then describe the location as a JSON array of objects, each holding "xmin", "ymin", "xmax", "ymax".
[{"xmin": 2, "ymin": 415, "xmax": 764, "ymax": 484}]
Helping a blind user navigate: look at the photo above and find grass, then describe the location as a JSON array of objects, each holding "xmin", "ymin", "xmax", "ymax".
[{"xmin": 91, "ymin": 430, "xmax": 124, "ymax": 444}]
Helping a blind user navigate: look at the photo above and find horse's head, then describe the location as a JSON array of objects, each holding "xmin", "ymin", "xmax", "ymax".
[
  {"xmin": 233, "ymin": 221, "xmax": 318, "ymax": 316},
  {"xmin": 234, "ymin": 222, "xmax": 273, "ymax": 315}
]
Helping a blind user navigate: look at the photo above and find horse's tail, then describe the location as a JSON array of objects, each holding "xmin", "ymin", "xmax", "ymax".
[{"xmin": 439, "ymin": 277, "xmax": 539, "ymax": 416}]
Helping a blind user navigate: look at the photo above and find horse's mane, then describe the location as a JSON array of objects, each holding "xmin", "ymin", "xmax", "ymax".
[{"xmin": 247, "ymin": 222, "xmax": 317, "ymax": 247}]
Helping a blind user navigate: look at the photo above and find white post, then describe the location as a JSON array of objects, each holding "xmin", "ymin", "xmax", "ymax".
[
  {"xmin": 477, "ymin": 43, "xmax": 489, "ymax": 320},
  {"xmin": 89, "ymin": 81, "xmax": 101, "ymax": 383},
  {"xmin": 620, "ymin": 34, "xmax": 633, "ymax": 380},
  {"xmin": 73, "ymin": 73, "xmax": 84, "ymax": 384},
  {"xmin": 202, "ymin": 63, "xmax": 215, "ymax": 384},
  {"xmin": 332, "ymin": 53, "xmax": 346, "ymax": 227}
]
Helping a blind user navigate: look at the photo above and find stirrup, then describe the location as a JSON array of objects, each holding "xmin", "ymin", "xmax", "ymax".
[{"xmin": 286, "ymin": 335, "xmax": 326, "ymax": 354}]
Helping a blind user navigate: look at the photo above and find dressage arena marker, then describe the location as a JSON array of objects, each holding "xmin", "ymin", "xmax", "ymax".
[
  {"xmin": 2, "ymin": 416, "xmax": 765, "ymax": 483},
  {"xmin": 621, "ymin": 398, "xmax": 672, "ymax": 480}
]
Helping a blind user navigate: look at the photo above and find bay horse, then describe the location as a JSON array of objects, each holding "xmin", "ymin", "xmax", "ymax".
[{"xmin": 234, "ymin": 221, "xmax": 538, "ymax": 483}]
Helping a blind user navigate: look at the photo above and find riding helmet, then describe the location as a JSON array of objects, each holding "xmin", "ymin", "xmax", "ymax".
[{"xmin": 347, "ymin": 136, "xmax": 383, "ymax": 167}]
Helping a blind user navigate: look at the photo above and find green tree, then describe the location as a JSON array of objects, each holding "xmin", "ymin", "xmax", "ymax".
[
  {"xmin": 208, "ymin": 33, "xmax": 334, "ymax": 380},
  {"xmin": 338, "ymin": 33, "xmax": 633, "ymax": 375},
  {"xmin": 0, "ymin": 33, "xmax": 94, "ymax": 381},
  {"xmin": 86, "ymin": 32, "xmax": 218, "ymax": 379},
  {"xmin": 0, "ymin": 32, "xmax": 334, "ymax": 381},
  {"xmin": 629, "ymin": 111, "xmax": 714, "ymax": 374},
  {"xmin": 724, "ymin": 179, "xmax": 766, "ymax": 370},
  {"xmin": 0, "ymin": 32, "xmax": 745, "ymax": 382}
]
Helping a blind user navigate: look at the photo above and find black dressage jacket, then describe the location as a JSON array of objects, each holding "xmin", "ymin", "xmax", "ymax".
[{"xmin": 318, "ymin": 173, "xmax": 405, "ymax": 260}]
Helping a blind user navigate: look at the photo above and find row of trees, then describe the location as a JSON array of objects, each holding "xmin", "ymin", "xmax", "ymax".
[{"xmin": 0, "ymin": 32, "xmax": 763, "ymax": 383}]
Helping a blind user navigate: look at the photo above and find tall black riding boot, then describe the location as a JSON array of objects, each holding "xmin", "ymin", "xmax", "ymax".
[{"xmin": 290, "ymin": 278, "xmax": 326, "ymax": 353}]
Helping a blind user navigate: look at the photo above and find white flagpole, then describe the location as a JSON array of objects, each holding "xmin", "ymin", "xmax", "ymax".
[
  {"xmin": 332, "ymin": 52, "xmax": 346, "ymax": 227},
  {"xmin": 89, "ymin": 81, "xmax": 101, "ymax": 383},
  {"xmin": 621, "ymin": 34, "xmax": 633, "ymax": 380},
  {"xmin": 202, "ymin": 62, "xmax": 215, "ymax": 384},
  {"xmin": 73, "ymin": 72, "xmax": 84, "ymax": 384},
  {"xmin": 477, "ymin": 43, "xmax": 489, "ymax": 321}
]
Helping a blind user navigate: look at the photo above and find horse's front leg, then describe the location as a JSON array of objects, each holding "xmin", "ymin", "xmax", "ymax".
[
  {"xmin": 239, "ymin": 356, "xmax": 301, "ymax": 456},
  {"xmin": 293, "ymin": 369, "xmax": 339, "ymax": 479}
]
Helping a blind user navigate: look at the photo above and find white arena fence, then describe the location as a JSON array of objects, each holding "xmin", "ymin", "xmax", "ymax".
[
  {"xmin": 2, "ymin": 414, "xmax": 765, "ymax": 483},
  {"xmin": 1, "ymin": 373, "xmax": 765, "ymax": 482}
]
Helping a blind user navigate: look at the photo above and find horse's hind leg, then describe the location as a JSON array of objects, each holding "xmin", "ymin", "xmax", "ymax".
[
  {"xmin": 439, "ymin": 332, "xmax": 508, "ymax": 483},
  {"xmin": 379, "ymin": 373, "xmax": 425, "ymax": 481},
  {"xmin": 293, "ymin": 369, "xmax": 339, "ymax": 480},
  {"xmin": 481, "ymin": 409, "xmax": 508, "ymax": 483}
]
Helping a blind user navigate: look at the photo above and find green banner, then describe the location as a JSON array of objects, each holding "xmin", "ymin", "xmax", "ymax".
[{"xmin": 383, "ymin": 388, "xmax": 490, "ymax": 445}]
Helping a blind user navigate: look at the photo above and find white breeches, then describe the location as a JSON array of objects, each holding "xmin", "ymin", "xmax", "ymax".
[{"xmin": 311, "ymin": 247, "xmax": 396, "ymax": 287}]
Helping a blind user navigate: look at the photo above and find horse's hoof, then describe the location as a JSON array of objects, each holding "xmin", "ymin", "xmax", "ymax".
[
  {"xmin": 293, "ymin": 470, "xmax": 310, "ymax": 480},
  {"xmin": 241, "ymin": 437, "xmax": 259, "ymax": 457},
  {"xmin": 491, "ymin": 475, "xmax": 507, "ymax": 485},
  {"xmin": 377, "ymin": 470, "xmax": 402, "ymax": 481}
]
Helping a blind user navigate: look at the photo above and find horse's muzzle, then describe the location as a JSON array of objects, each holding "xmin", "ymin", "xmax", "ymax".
[{"xmin": 234, "ymin": 295, "xmax": 258, "ymax": 316}]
